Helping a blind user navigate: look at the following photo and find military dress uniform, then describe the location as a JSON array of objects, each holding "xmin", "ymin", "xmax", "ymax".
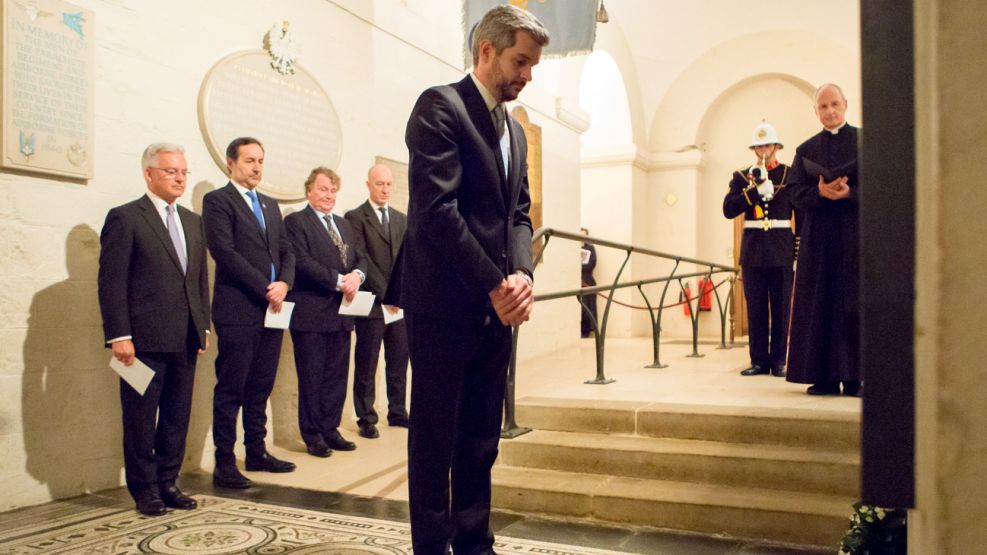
[{"xmin": 723, "ymin": 161, "xmax": 795, "ymax": 376}]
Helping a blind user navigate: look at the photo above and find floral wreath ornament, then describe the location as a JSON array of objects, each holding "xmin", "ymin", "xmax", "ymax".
[{"xmin": 265, "ymin": 21, "xmax": 299, "ymax": 75}]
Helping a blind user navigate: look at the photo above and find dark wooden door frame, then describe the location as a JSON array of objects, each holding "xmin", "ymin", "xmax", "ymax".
[{"xmin": 859, "ymin": 1, "xmax": 916, "ymax": 507}]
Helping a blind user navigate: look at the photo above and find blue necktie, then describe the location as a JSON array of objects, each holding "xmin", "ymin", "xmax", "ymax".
[
  {"xmin": 246, "ymin": 190, "xmax": 276, "ymax": 281},
  {"xmin": 246, "ymin": 190, "xmax": 266, "ymax": 231}
]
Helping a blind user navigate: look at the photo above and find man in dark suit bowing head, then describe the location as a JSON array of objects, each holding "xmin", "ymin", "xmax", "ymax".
[
  {"xmin": 345, "ymin": 163, "xmax": 410, "ymax": 441},
  {"xmin": 285, "ymin": 167, "xmax": 367, "ymax": 458},
  {"xmin": 387, "ymin": 5, "xmax": 548, "ymax": 554},
  {"xmin": 203, "ymin": 137, "xmax": 297, "ymax": 489},
  {"xmin": 98, "ymin": 142, "xmax": 210, "ymax": 516}
]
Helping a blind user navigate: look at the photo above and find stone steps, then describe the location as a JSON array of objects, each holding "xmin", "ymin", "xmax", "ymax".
[
  {"xmin": 491, "ymin": 396, "xmax": 860, "ymax": 547},
  {"xmin": 499, "ymin": 429, "xmax": 859, "ymax": 496},
  {"xmin": 492, "ymin": 465, "xmax": 852, "ymax": 548},
  {"xmin": 516, "ymin": 396, "xmax": 860, "ymax": 452}
]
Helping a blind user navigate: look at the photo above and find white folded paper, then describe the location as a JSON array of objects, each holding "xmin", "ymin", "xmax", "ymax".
[
  {"xmin": 339, "ymin": 291, "xmax": 375, "ymax": 316},
  {"xmin": 264, "ymin": 301, "xmax": 295, "ymax": 329},
  {"xmin": 580, "ymin": 248, "xmax": 591, "ymax": 264},
  {"xmin": 382, "ymin": 305, "xmax": 405, "ymax": 325},
  {"xmin": 109, "ymin": 356, "xmax": 155, "ymax": 396}
]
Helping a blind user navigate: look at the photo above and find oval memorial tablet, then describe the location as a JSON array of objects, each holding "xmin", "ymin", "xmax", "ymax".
[{"xmin": 198, "ymin": 50, "xmax": 342, "ymax": 201}]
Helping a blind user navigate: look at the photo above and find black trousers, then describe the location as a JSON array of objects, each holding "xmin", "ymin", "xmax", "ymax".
[
  {"xmin": 579, "ymin": 292, "xmax": 597, "ymax": 336},
  {"xmin": 290, "ymin": 329, "xmax": 350, "ymax": 446},
  {"xmin": 120, "ymin": 342, "xmax": 196, "ymax": 501},
  {"xmin": 743, "ymin": 264, "xmax": 793, "ymax": 369},
  {"xmin": 406, "ymin": 311, "xmax": 512, "ymax": 555},
  {"xmin": 212, "ymin": 325, "xmax": 283, "ymax": 463},
  {"xmin": 353, "ymin": 316, "xmax": 409, "ymax": 426}
]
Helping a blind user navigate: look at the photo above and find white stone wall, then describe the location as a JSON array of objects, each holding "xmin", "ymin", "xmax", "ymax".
[{"xmin": 0, "ymin": 0, "xmax": 583, "ymax": 511}]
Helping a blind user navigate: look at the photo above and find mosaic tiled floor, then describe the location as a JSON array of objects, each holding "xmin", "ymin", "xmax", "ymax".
[{"xmin": 0, "ymin": 495, "xmax": 629, "ymax": 555}]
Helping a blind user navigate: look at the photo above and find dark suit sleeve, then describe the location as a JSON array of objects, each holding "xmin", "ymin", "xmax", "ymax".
[
  {"xmin": 194, "ymin": 216, "xmax": 211, "ymax": 330},
  {"xmin": 345, "ymin": 210, "xmax": 386, "ymax": 297},
  {"xmin": 272, "ymin": 203, "xmax": 296, "ymax": 288},
  {"xmin": 285, "ymin": 214, "xmax": 340, "ymax": 294},
  {"xmin": 511, "ymin": 157, "xmax": 534, "ymax": 277},
  {"xmin": 407, "ymin": 87, "xmax": 504, "ymax": 294},
  {"xmin": 202, "ymin": 192, "xmax": 271, "ymax": 301},
  {"xmin": 97, "ymin": 207, "xmax": 133, "ymax": 342},
  {"xmin": 341, "ymin": 218, "xmax": 369, "ymax": 281},
  {"xmin": 723, "ymin": 170, "xmax": 761, "ymax": 218}
]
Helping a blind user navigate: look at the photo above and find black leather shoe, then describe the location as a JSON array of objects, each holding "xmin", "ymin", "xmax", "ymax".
[
  {"xmin": 842, "ymin": 381, "xmax": 862, "ymax": 397},
  {"xmin": 740, "ymin": 364, "xmax": 770, "ymax": 376},
  {"xmin": 306, "ymin": 441, "xmax": 333, "ymax": 458},
  {"xmin": 135, "ymin": 493, "xmax": 167, "ymax": 517},
  {"xmin": 160, "ymin": 484, "xmax": 197, "ymax": 510},
  {"xmin": 771, "ymin": 365, "xmax": 787, "ymax": 378},
  {"xmin": 245, "ymin": 451, "xmax": 297, "ymax": 472},
  {"xmin": 214, "ymin": 464, "xmax": 253, "ymax": 488},
  {"xmin": 358, "ymin": 422, "xmax": 379, "ymax": 439},
  {"xmin": 806, "ymin": 382, "xmax": 841, "ymax": 396},
  {"xmin": 388, "ymin": 415, "xmax": 410, "ymax": 428},
  {"xmin": 326, "ymin": 432, "xmax": 357, "ymax": 451}
]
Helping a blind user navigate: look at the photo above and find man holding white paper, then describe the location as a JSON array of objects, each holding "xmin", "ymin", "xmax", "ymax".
[
  {"xmin": 345, "ymin": 164, "xmax": 410, "ymax": 440},
  {"xmin": 98, "ymin": 142, "xmax": 210, "ymax": 516},
  {"xmin": 203, "ymin": 137, "xmax": 297, "ymax": 488},
  {"xmin": 285, "ymin": 167, "xmax": 367, "ymax": 458}
]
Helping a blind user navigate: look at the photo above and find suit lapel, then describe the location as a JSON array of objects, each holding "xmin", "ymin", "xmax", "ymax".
[
  {"xmin": 458, "ymin": 77, "xmax": 509, "ymax": 199},
  {"xmin": 505, "ymin": 116, "xmax": 522, "ymax": 209},
  {"xmin": 137, "ymin": 195, "xmax": 184, "ymax": 274},
  {"xmin": 362, "ymin": 201, "xmax": 390, "ymax": 244},
  {"xmin": 305, "ymin": 206, "xmax": 344, "ymax": 267},
  {"xmin": 177, "ymin": 206, "xmax": 199, "ymax": 272},
  {"xmin": 224, "ymin": 182, "xmax": 268, "ymax": 243}
]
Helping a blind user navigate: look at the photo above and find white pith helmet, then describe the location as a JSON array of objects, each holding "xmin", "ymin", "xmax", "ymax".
[{"xmin": 749, "ymin": 119, "xmax": 783, "ymax": 149}]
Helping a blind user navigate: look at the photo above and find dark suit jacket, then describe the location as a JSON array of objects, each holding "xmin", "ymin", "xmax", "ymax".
[
  {"xmin": 202, "ymin": 182, "xmax": 295, "ymax": 327},
  {"xmin": 285, "ymin": 206, "xmax": 367, "ymax": 333},
  {"xmin": 98, "ymin": 195, "xmax": 210, "ymax": 353},
  {"xmin": 387, "ymin": 75, "xmax": 534, "ymax": 321},
  {"xmin": 344, "ymin": 201, "xmax": 406, "ymax": 319}
]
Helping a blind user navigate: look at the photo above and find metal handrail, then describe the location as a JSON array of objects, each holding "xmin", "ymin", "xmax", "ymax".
[{"xmin": 502, "ymin": 228, "xmax": 739, "ymax": 438}]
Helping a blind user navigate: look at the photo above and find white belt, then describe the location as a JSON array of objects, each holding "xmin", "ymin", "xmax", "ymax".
[{"xmin": 744, "ymin": 219, "xmax": 791, "ymax": 229}]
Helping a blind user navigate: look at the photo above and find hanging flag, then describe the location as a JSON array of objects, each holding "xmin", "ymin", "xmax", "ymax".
[{"xmin": 463, "ymin": 0, "xmax": 599, "ymax": 66}]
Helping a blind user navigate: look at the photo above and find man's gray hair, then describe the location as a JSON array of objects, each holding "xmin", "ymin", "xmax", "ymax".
[
  {"xmin": 813, "ymin": 83, "xmax": 846, "ymax": 103},
  {"xmin": 470, "ymin": 4, "xmax": 550, "ymax": 66},
  {"xmin": 141, "ymin": 142, "xmax": 185, "ymax": 170}
]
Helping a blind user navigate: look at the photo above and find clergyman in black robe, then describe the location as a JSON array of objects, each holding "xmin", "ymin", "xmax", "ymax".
[{"xmin": 785, "ymin": 83, "xmax": 862, "ymax": 397}]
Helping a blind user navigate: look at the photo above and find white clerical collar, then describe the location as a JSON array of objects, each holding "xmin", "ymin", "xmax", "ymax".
[
  {"xmin": 469, "ymin": 72, "xmax": 499, "ymax": 112},
  {"xmin": 825, "ymin": 122, "xmax": 848, "ymax": 135}
]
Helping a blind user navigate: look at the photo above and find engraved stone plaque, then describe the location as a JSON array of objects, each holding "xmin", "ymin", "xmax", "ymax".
[
  {"xmin": 198, "ymin": 51, "xmax": 342, "ymax": 201},
  {"xmin": 1, "ymin": 0, "xmax": 95, "ymax": 178}
]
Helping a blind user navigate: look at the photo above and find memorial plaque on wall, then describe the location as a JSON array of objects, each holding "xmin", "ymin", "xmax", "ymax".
[
  {"xmin": 1, "ymin": 0, "xmax": 95, "ymax": 178},
  {"xmin": 198, "ymin": 50, "xmax": 342, "ymax": 201}
]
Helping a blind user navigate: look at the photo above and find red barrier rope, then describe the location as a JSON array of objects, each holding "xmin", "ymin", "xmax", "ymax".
[{"xmin": 579, "ymin": 278, "xmax": 732, "ymax": 311}]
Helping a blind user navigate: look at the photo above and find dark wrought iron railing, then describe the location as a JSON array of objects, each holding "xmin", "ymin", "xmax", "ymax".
[{"xmin": 502, "ymin": 228, "xmax": 740, "ymax": 438}]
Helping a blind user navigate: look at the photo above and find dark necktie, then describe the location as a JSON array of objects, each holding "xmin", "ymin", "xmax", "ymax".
[
  {"xmin": 493, "ymin": 104, "xmax": 507, "ymax": 139},
  {"xmin": 379, "ymin": 206, "xmax": 390, "ymax": 238},
  {"xmin": 165, "ymin": 205, "xmax": 187, "ymax": 274},
  {"xmin": 323, "ymin": 214, "xmax": 348, "ymax": 266}
]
